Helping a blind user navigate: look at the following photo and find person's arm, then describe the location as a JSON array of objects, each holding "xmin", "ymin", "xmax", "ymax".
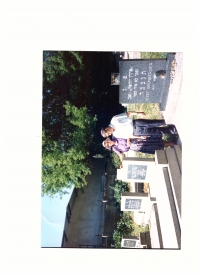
[
  {"xmin": 127, "ymin": 138, "xmax": 131, "ymax": 147},
  {"xmin": 129, "ymin": 134, "xmax": 146, "ymax": 139},
  {"xmin": 126, "ymin": 111, "xmax": 146, "ymax": 117}
]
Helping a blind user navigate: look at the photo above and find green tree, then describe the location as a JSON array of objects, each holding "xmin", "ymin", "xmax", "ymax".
[
  {"xmin": 43, "ymin": 51, "xmax": 84, "ymax": 84},
  {"xmin": 42, "ymin": 51, "xmax": 94, "ymax": 141},
  {"xmin": 42, "ymin": 101, "xmax": 97, "ymax": 198}
]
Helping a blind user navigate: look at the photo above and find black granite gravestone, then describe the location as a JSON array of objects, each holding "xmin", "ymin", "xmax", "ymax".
[{"xmin": 119, "ymin": 53, "xmax": 175, "ymax": 110}]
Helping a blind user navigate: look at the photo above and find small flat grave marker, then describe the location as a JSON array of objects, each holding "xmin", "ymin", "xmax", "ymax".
[
  {"xmin": 121, "ymin": 192, "xmax": 149, "ymax": 212},
  {"xmin": 121, "ymin": 236, "xmax": 140, "ymax": 248},
  {"xmin": 123, "ymin": 240, "xmax": 137, "ymax": 247},
  {"xmin": 125, "ymin": 198, "xmax": 142, "ymax": 210},
  {"xmin": 127, "ymin": 164, "xmax": 147, "ymax": 180}
]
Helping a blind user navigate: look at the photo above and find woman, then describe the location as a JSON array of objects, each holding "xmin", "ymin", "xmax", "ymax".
[{"xmin": 102, "ymin": 136, "xmax": 174, "ymax": 167}]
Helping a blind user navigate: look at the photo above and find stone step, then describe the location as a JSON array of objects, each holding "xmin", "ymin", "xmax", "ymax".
[
  {"xmin": 150, "ymin": 166, "xmax": 180, "ymax": 248},
  {"xmin": 140, "ymin": 232, "xmax": 152, "ymax": 248},
  {"xmin": 165, "ymin": 147, "xmax": 182, "ymax": 217},
  {"xmin": 162, "ymin": 167, "xmax": 181, "ymax": 248},
  {"xmin": 174, "ymin": 145, "xmax": 182, "ymax": 173}
]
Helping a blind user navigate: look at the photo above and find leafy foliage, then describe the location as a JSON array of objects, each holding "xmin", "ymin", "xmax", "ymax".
[
  {"xmin": 110, "ymin": 180, "xmax": 130, "ymax": 208},
  {"xmin": 41, "ymin": 51, "xmax": 126, "ymax": 198},
  {"xmin": 116, "ymin": 212, "xmax": 134, "ymax": 235},
  {"xmin": 113, "ymin": 212, "xmax": 134, "ymax": 248},
  {"xmin": 43, "ymin": 51, "xmax": 84, "ymax": 84},
  {"xmin": 42, "ymin": 51, "xmax": 87, "ymax": 140},
  {"xmin": 112, "ymin": 212, "xmax": 149, "ymax": 248},
  {"xmin": 110, "ymin": 151, "xmax": 123, "ymax": 168},
  {"xmin": 42, "ymin": 101, "xmax": 97, "ymax": 198}
]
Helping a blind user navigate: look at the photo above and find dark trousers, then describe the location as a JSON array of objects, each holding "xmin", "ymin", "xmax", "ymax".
[{"xmin": 133, "ymin": 119, "xmax": 174, "ymax": 135}]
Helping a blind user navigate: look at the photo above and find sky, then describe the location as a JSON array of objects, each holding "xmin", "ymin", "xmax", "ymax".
[{"xmin": 41, "ymin": 186, "xmax": 74, "ymax": 247}]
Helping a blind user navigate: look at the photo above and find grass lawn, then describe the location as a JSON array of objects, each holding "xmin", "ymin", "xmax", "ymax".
[
  {"xmin": 140, "ymin": 52, "xmax": 167, "ymax": 59},
  {"xmin": 128, "ymin": 103, "xmax": 163, "ymax": 120}
]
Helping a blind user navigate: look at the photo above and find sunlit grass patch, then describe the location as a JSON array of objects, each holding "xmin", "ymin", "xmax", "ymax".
[
  {"xmin": 140, "ymin": 52, "xmax": 167, "ymax": 59},
  {"xmin": 128, "ymin": 103, "xmax": 163, "ymax": 119}
]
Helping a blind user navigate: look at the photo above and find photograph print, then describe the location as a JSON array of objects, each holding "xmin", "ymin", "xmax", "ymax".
[{"xmin": 41, "ymin": 51, "xmax": 182, "ymax": 249}]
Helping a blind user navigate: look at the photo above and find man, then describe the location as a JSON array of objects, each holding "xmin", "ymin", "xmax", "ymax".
[{"xmin": 101, "ymin": 111, "xmax": 177, "ymax": 139}]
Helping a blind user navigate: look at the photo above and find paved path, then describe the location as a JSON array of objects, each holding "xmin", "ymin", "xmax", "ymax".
[
  {"xmin": 161, "ymin": 53, "xmax": 183, "ymax": 146},
  {"xmin": 65, "ymin": 159, "xmax": 105, "ymax": 247}
]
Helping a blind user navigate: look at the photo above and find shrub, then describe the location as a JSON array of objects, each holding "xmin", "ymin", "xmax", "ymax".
[
  {"xmin": 110, "ymin": 151, "xmax": 124, "ymax": 168},
  {"xmin": 113, "ymin": 212, "xmax": 134, "ymax": 248},
  {"xmin": 110, "ymin": 180, "xmax": 130, "ymax": 208},
  {"xmin": 112, "ymin": 212, "xmax": 149, "ymax": 248}
]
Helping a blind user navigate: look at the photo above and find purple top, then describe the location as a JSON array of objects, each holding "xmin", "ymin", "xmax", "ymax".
[
  {"xmin": 111, "ymin": 137, "xmax": 130, "ymax": 155},
  {"xmin": 111, "ymin": 135, "xmax": 164, "ymax": 155}
]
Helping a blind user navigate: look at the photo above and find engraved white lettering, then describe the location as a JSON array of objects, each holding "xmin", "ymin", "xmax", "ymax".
[{"xmin": 135, "ymin": 69, "xmax": 139, "ymax": 76}]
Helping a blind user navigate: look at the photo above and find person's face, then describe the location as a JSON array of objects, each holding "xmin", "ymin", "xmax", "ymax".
[
  {"xmin": 104, "ymin": 127, "xmax": 114, "ymax": 137},
  {"xmin": 104, "ymin": 139, "xmax": 114, "ymax": 149}
]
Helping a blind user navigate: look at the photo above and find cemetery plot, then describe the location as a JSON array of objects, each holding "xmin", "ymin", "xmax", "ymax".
[{"xmin": 119, "ymin": 53, "xmax": 175, "ymax": 110}]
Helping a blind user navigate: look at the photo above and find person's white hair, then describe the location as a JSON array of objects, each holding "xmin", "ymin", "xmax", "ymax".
[
  {"xmin": 101, "ymin": 129, "xmax": 107, "ymax": 138},
  {"xmin": 102, "ymin": 140, "xmax": 106, "ymax": 148}
]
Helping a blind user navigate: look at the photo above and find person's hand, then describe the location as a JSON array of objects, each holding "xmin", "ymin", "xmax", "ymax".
[
  {"xmin": 127, "ymin": 140, "xmax": 131, "ymax": 147},
  {"xmin": 140, "ymin": 136, "xmax": 146, "ymax": 139},
  {"xmin": 119, "ymin": 164, "xmax": 123, "ymax": 169}
]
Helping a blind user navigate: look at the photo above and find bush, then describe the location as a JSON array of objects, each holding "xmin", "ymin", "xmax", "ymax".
[
  {"xmin": 112, "ymin": 212, "xmax": 149, "ymax": 248},
  {"xmin": 113, "ymin": 212, "xmax": 134, "ymax": 248},
  {"xmin": 110, "ymin": 151, "xmax": 124, "ymax": 168},
  {"xmin": 110, "ymin": 180, "xmax": 130, "ymax": 208}
]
